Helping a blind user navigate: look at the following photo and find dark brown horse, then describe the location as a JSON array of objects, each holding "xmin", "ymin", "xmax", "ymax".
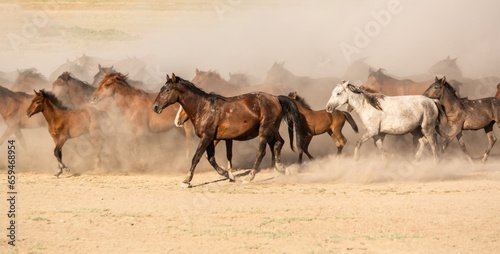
[
  {"xmin": 26, "ymin": 90, "xmax": 106, "ymax": 177},
  {"xmin": 11, "ymin": 68, "xmax": 50, "ymax": 92},
  {"xmin": 288, "ymin": 92, "xmax": 358, "ymax": 163},
  {"xmin": 152, "ymin": 74, "xmax": 302, "ymax": 187},
  {"xmin": 423, "ymin": 77, "xmax": 500, "ymax": 163},
  {"xmin": 365, "ymin": 68, "xmax": 435, "ymax": 96},
  {"xmin": 90, "ymin": 71, "xmax": 193, "ymax": 157},
  {"xmin": 0, "ymin": 86, "xmax": 46, "ymax": 147}
]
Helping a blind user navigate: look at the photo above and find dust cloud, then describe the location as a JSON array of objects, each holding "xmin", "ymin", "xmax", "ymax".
[{"xmin": 0, "ymin": 0, "xmax": 499, "ymax": 181}]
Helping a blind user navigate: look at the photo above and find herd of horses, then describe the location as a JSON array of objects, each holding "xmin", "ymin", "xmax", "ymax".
[{"xmin": 1, "ymin": 55, "xmax": 500, "ymax": 187}]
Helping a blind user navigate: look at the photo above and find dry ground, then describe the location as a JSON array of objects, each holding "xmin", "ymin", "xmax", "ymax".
[{"xmin": 1, "ymin": 165, "xmax": 500, "ymax": 254}]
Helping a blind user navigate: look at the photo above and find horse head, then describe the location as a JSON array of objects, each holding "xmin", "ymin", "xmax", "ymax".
[
  {"xmin": 326, "ymin": 80, "xmax": 351, "ymax": 113},
  {"xmin": 153, "ymin": 74, "xmax": 181, "ymax": 114}
]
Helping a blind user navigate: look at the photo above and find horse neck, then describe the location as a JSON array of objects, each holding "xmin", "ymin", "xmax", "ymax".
[
  {"xmin": 176, "ymin": 86, "xmax": 209, "ymax": 122},
  {"xmin": 113, "ymin": 82, "xmax": 146, "ymax": 112},
  {"xmin": 346, "ymin": 91, "xmax": 367, "ymax": 114},
  {"xmin": 41, "ymin": 100, "xmax": 65, "ymax": 126},
  {"xmin": 439, "ymin": 86, "xmax": 461, "ymax": 112},
  {"xmin": 69, "ymin": 79, "xmax": 93, "ymax": 106}
]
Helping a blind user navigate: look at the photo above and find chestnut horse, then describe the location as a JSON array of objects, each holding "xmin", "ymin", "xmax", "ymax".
[
  {"xmin": 11, "ymin": 68, "xmax": 50, "ymax": 92},
  {"xmin": 0, "ymin": 86, "xmax": 46, "ymax": 147},
  {"xmin": 364, "ymin": 68, "xmax": 435, "ymax": 96},
  {"xmin": 153, "ymin": 74, "xmax": 302, "ymax": 187},
  {"xmin": 90, "ymin": 71, "xmax": 192, "ymax": 157},
  {"xmin": 424, "ymin": 77, "xmax": 500, "ymax": 163},
  {"xmin": 26, "ymin": 90, "xmax": 106, "ymax": 177},
  {"xmin": 288, "ymin": 92, "xmax": 359, "ymax": 163}
]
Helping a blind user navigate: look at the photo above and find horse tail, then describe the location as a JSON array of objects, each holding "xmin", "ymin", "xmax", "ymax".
[
  {"xmin": 341, "ymin": 111, "xmax": 359, "ymax": 133},
  {"xmin": 277, "ymin": 95, "xmax": 302, "ymax": 152}
]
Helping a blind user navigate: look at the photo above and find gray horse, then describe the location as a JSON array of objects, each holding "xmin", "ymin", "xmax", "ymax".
[{"xmin": 326, "ymin": 81, "xmax": 439, "ymax": 163}]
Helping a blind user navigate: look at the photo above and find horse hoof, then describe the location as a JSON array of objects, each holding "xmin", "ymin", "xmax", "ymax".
[
  {"xmin": 180, "ymin": 183, "xmax": 191, "ymax": 189},
  {"xmin": 228, "ymin": 172, "xmax": 235, "ymax": 181}
]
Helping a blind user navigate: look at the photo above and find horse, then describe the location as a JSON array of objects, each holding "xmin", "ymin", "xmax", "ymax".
[
  {"xmin": 423, "ymin": 77, "xmax": 500, "ymax": 163},
  {"xmin": 192, "ymin": 69, "xmax": 287, "ymax": 96},
  {"xmin": 25, "ymin": 90, "xmax": 107, "ymax": 177},
  {"xmin": 51, "ymin": 72, "xmax": 96, "ymax": 109},
  {"xmin": 90, "ymin": 71, "xmax": 193, "ymax": 159},
  {"xmin": 342, "ymin": 57, "xmax": 374, "ymax": 85},
  {"xmin": 228, "ymin": 72, "xmax": 262, "ymax": 87},
  {"xmin": 0, "ymin": 86, "xmax": 46, "ymax": 147},
  {"xmin": 152, "ymin": 74, "xmax": 302, "ymax": 187},
  {"xmin": 326, "ymin": 81, "xmax": 439, "ymax": 163},
  {"xmin": 364, "ymin": 68, "xmax": 436, "ymax": 96},
  {"xmin": 92, "ymin": 65, "xmax": 156, "ymax": 92},
  {"xmin": 11, "ymin": 68, "xmax": 50, "ymax": 92},
  {"xmin": 264, "ymin": 62, "xmax": 340, "ymax": 108},
  {"xmin": 288, "ymin": 92, "xmax": 358, "ymax": 163},
  {"xmin": 49, "ymin": 54, "xmax": 112, "ymax": 83},
  {"xmin": 496, "ymin": 83, "xmax": 500, "ymax": 98},
  {"xmin": 428, "ymin": 56, "xmax": 463, "ymax": 79}
]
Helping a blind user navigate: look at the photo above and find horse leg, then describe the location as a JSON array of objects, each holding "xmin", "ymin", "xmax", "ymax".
[
  {"xmin": 328, "ymin": 129, "xmax": 346, "ymax": 155},
  {"xmin": 354, "ymin": 132, "xmax": 376, "ymax": 160},
  {"xmin": 184, "ymin": 122, "xmax": 193, "ymax": 160},
  {"xmin": 206, "ymin": 140, "xmax": 230, "ymax": 179},
  {"xmin": 0, "ymin": 125, "xmax": 16, "ymax": 146},
  {"xmin": 455, "ymin": 132, "xmax": 473, "ymax": 163},
  {"xmin": 481, "ymin": 123, "xmax": 496, "ymax": 163},
  {"xmin": 244, "ymin": 136, "xmax": 268, "ymax": 183},
  {"xmin": 87, "ymin": 133, "xmax": 103, "ymax": 170},
  {"xmin": 13, "ymin": 127, "xmax": 27, "ymax": 149},
  {"xmin": 182, "ymin": 135, "xmax": 213, "ymax": 188},
  {"xmin": 372, "ymin": 134, "xmax": 387, "ymax": 164},
  {"xmin": 224, "ymin": 140, "xmax": 235, "ymax": 181},
  {"xmin": 411, "ymin": 129, "xmax": 426, "ymax": 161},
  {"xmin": 302, "ymin": 135, "xmax": 314, "ymax": 161},
  {"xmin": 421, "ymin": 125, "xmax": 439, "ymax": 164},
  {"xmin": 53, "ymin": 140, "xmax": 68, "ymax": 177},
  {"xmin": 271, "ymin": 134, "xmax": 287, "ymax": 175}
]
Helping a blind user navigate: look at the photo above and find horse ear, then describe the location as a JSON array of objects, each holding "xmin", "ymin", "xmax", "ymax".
[
  {"xmin": 441, "ymin": 76, "xmax": 447, "ymax": 84},
  {"xmin": 63, "ymin": 72, "xmax": 69, "ymax": 80},
  {"xmin": 446, "ymin": 56, "xmax": 450, "ymax": 60},
  {"xmin": 290, "ymin": 92, "xmax": 297, "ymax": 99},
  {"xmin": 103, "ymin": 69, "xmax": 108, "ymax": 77},
  {"xmin": 172, "ymin": 73, "xmax": 177, "ymax": 83},
  {"xmin": 33, "ymin": 90, "xmax": 38, "ymax": 96},
  {"xmin": 98, "ymin": 64, "xmax": 102, "ymax": 70},
  {"xmin": 435, "ymin": 76, "xmax": 439, "ymax": 82},
  {"xmin": 196, "ymin": 68, "xmax": 200, "ymax": 74}
]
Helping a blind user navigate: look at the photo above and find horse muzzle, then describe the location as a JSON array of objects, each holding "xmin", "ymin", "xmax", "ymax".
[
  {"xmin": 152, "ymin": 103, "xmax": 163, "ymax": 114},
  {"xmin": 326, "ymin": 105, "xmax": 336, "ymax": 113},
  {"xmin": 26, "ymin": 110, "xmax": 33, "ymax": 118}
]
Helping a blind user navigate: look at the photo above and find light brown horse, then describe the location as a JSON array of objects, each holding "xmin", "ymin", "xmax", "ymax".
[
  {"xmin": 90, "ymin": 71, "xmax": 193, "ymax": 156},
  {"xmin": 11, "ymin": 68, "xmax": 51, "ymax": 92},
  {"xmin": 364, "ymin": 68, "xmax": 435, "ymax": 96},
  {"xmin": 26, "ymin": 90, "xmax": 106, "ymax": 177},
  {"xmin": 496, "ymin": 83, "xmax": 500, "ymax": 98},
  {"xmin": 0, "ymin": 86, "xmax": 46, "ymax": 147},
  {"xmin": 153, "ymin": 74, "xmax": 302, "ymax": 187},
  {"xmin": 193, "ymin": 69, "xmax": 288, "ymax": 96},
  {"xmin": 288, "ymin": 92, "xmax": 359, "ymax": 163}
]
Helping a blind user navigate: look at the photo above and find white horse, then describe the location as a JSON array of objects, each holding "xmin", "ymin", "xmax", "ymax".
[{"xmin": 326, "ymin": 81, "xmax": 439, "ymax": 163}]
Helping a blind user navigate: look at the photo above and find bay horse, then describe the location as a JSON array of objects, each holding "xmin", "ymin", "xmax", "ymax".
[
  {"xmin": 288, "ymin": 92, "xmax": 359, "ymax": 163},
  {"xmin": 152, "ymin": 74, "xmax": 302, "ymax": 187},
  {"xmin": 26, "ymin": 90, "xmax": 106, "ymax": 177},
  {"xmin": 326, "ymin": 81, "xmax": 439, "ymax": 163},
  {"xmin": 0, "ymin": 86, "xmax": 46, "ymax": 147},
  {"xmin": 364, "ymin": 68, "xmax": 435, "ymax": 96},
  {"xmin": 90, "ymin": 71, "xmax": 193, "ymax": 157},
  {"xmin": 423, "ymin": 77, "xmax": 500, "ymax": 163},
  {"xmin": 11, "ymin": 68, "xmax": 50, "ymax": 92}
]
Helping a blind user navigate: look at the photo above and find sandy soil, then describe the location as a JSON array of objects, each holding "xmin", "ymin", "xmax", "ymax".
[{"xmin": 2, "ymin": 165, "xmax": 499, "ymax": 254}]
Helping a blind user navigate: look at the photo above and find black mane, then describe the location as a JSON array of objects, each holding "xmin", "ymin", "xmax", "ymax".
[
  {"xmin": 288, "ymin": 92, "xmax": 312, "ymax": 110},
  {"xmin": 172, "ymin": 76, "xmax": 226, "ymax": 100},
  {"xmin": 40, "ymin": 89, "xmax": 69, "ymax": 110}
]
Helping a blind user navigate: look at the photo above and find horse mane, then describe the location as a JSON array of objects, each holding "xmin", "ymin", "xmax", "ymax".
[
  {"xmin": 58, "ymin": 72, "xmax": 95, "ymax": 97},
  {"xmin": 0, "ymin": 86, "xmax": 30, "ymax": 102},
  {"xmin": 359, "ymin": 85, "xmax": 380, "ymax": 94},
  {"xmin": 441, "ymin": 79, "xmax": 464, "ymax": 99},
  {"xmin": 362, "ymin": 90, "xmax": 384, "ymax": 111},
  {"xmin": 174, "ymin": 76, "xmax": 226, "ymax": 100},
  {"xmin": 40, "ymin": 89, "xmax": 69, "ymax": 110},
  {"xmin": 288, "ymin": 92, "xmax": 312, "ymax": 110}
]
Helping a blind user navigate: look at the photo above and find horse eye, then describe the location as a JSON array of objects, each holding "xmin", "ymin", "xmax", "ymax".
[
  {"xmin": 337, "ymin": 92, "xmax": 341, "ymax": 95},
  {"xmin": 36, "ymin": 101, "xmax": 40, "ymax": 104},
  {"xmin": 105, "ymin": 83, "xmax": 110, "ymax": 87}
]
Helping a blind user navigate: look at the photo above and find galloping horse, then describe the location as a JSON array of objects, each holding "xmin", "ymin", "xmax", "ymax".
[
  {"xmin": 424, "ymin": 77, "xmax": 500, "ymax": 163},
  {"xmin": 0, "ymin": 86, "xmax": 46, "ymax": 147},
  {"xmin": 364, "ymin": 68, "xmax": 435, "ymax": 96},
  {"xmin": 90, "ymin": 71, "xmax": 192, "ymax": 156},
  {"xmin": 26, "ymin": 90, "xmax": 106, "ymax": 177},
  {"xmin": 288, "ymin": 92, "xmax": 358, "ymax": 163},
  {"xmin": 326, "ymin": 81, "xmax": 439, "ymax": 163},
  {"xmin": 152, "ymin": 74, "xmax": 302, "ymax": 187},
  {"xmin": 51, "ymin": 72, "xmax": 96, "ymax": 109}
]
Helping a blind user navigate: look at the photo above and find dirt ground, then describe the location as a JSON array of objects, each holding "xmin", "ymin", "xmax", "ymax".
[{"xmin": 2, "ymin": 163, "xmax": 500, "ymax": 254}]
